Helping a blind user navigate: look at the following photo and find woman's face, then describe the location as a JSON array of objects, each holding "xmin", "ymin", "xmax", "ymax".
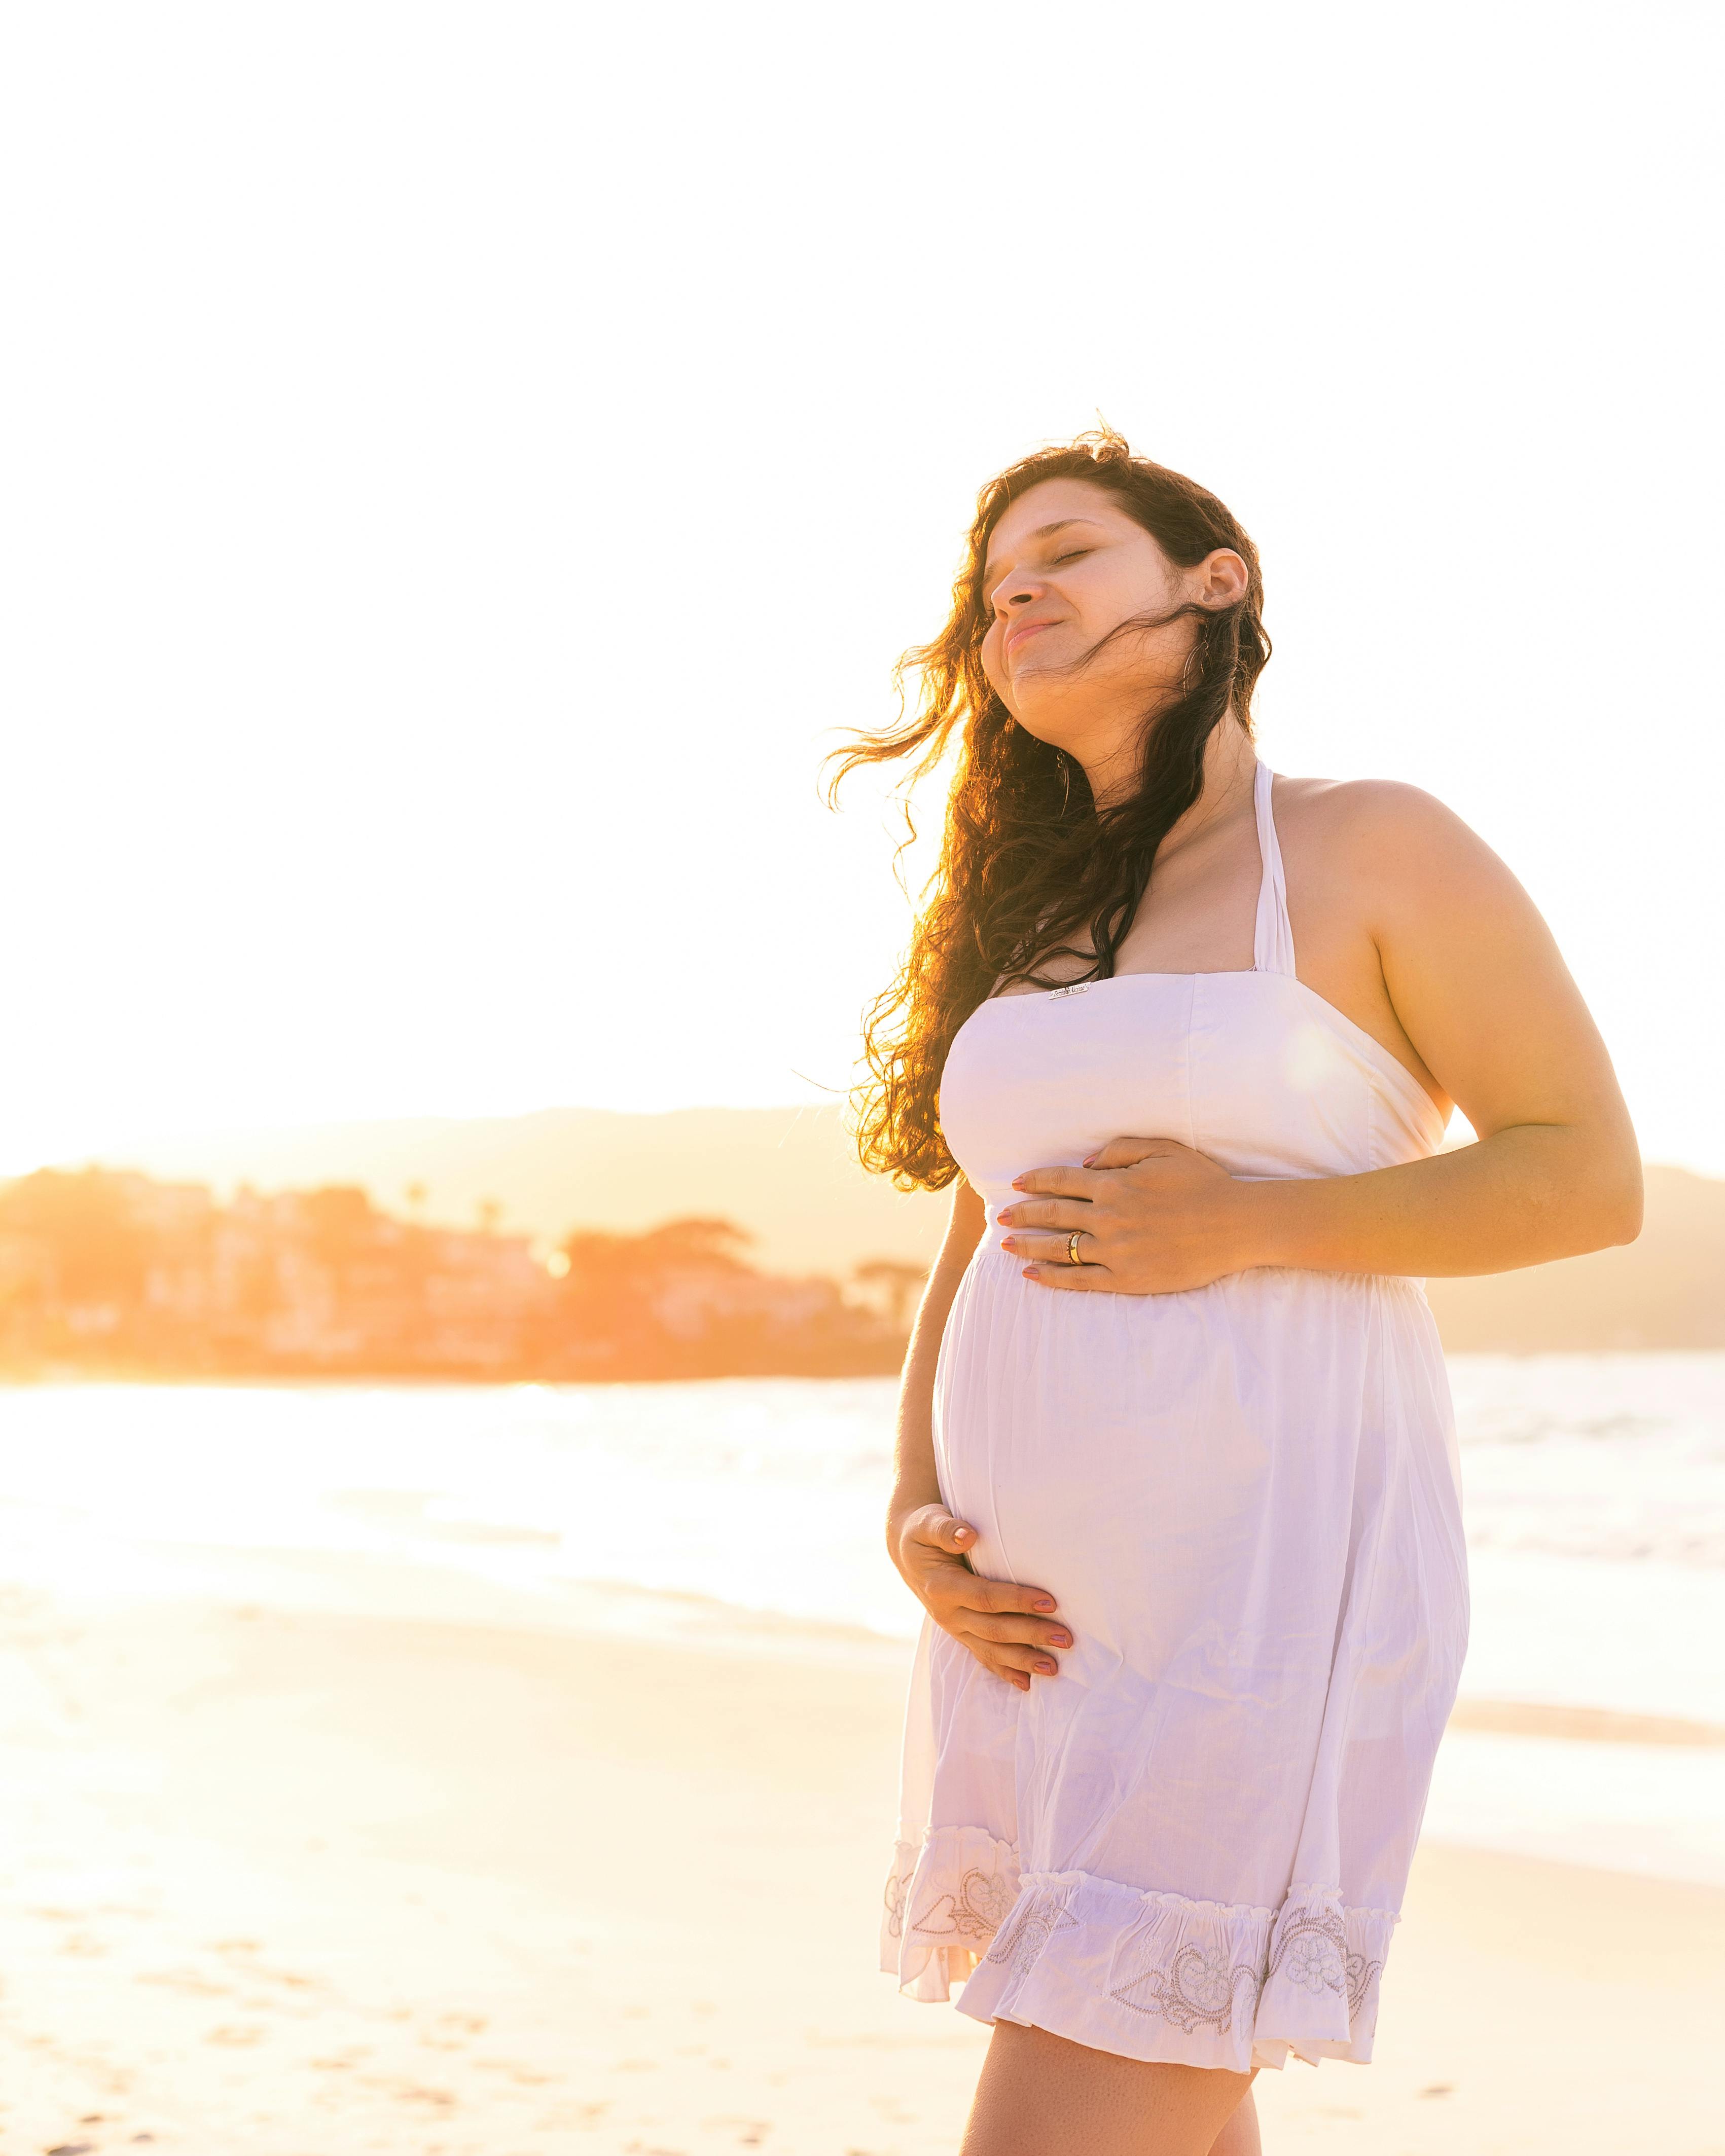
[{"xmin": 977, "ymin": 477, "xmax": 1194, "ymax": 751}]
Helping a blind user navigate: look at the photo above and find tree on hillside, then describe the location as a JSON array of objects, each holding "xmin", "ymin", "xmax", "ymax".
[
  {"xmin": 851, "ymin": 1257, "xmax": 928, "ymax": 1332},
  {"xmin": 557, "ymin": 1216, "xmax": 756, "ymax": 1297}
]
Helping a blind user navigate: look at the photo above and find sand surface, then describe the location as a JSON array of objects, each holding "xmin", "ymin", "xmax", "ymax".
[{"xmin": 2, "ymin": 1573, "xmax": 1722, "ymax": 2155}]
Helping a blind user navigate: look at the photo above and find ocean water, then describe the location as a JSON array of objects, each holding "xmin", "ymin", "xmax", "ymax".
[{"xmin": 2, "ymin": 1357, "xmax": 1722, "ymax": 1884}]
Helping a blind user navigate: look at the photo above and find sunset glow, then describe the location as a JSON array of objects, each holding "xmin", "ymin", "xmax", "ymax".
[
  {"xmin": 2, "ymin": 6, "xmax": 1719, "ymax": 1181},
  {"xmin": 3, "ymin": 10, "xmax": 1723, "ymax": 2151}
]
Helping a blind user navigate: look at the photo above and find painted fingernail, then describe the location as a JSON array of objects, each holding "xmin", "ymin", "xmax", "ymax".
[
  {"xmin": 1011, "ymin": 1177, "xmax": 1026, "ymax": 1191},
  {"xmin": 1032, "ymin": 1596, "xmax": 1056, "ymax": 1610},
  {"xmin": 1082, "ymin": 1154, "xmax": 1098, "ymax": 1166},
  {"xmin": 1035, "ymin": 1658, "xmax": 1058, "ymax": 1675},
  {"xmin": 1047, "ymin": 1633, "xmax": 1072, "ymax": 1648}
]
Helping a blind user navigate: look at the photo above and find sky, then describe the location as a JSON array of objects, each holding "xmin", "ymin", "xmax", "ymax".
[{"xmin": 2, "ymin": 2, "xmax": 1721, "ymax": 1175}]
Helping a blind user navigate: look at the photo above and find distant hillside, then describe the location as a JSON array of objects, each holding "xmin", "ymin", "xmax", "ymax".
[
  {"xmin": 82, "ymin": 1105, "xmax": 949, "ymax": 1278},
  {"xmin": 1425, "ymin": 1164, "xmax": 1725, "ymax": 1351},
  {"xmin": 59, "ymin": 1112, "xmax": 1725, "ymax": 1353}
]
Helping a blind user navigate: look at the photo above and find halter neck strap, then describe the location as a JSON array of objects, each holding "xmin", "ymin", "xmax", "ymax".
[{"xmin": 1251, "ymin": 762, "xmax": 1298, "ymax": 978}]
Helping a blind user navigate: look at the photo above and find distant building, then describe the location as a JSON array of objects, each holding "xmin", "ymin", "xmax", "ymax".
[{"xmin": 0, "ymin": 1170, "xmax": 905, "ymax": 1379}]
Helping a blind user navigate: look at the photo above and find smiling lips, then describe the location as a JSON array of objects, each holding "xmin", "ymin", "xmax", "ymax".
[{"xmin": 1004, "ymin": 618, "xmax": 1059, "ymax": 659}]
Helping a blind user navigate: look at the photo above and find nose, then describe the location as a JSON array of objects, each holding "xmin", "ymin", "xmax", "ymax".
[{"xmin": 989, "ymin": 571, "xmax": 1044, "ymax": 619}]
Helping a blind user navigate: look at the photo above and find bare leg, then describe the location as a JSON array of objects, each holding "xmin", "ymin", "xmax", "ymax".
[
  {"xmin": 1207, "ymin": 2087, "xmax": 1261, "ymax": 2155},
  {"xmin": 961, "ymin": 2022, "xmax": 1257, "ymax": 2156}
]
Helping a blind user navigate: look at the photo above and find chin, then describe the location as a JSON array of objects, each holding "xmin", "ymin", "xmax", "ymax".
[{"xmin": 1004, "ymin": 709, "xmax": 1077, "ymax": 755}]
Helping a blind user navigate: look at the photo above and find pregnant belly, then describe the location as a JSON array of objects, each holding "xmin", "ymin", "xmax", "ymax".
[{"xmin": 930, "ymin": 1250, "xmax": 1444, "ymax": 1661}]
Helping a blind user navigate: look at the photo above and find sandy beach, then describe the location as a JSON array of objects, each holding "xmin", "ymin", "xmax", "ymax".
[{"xmin": 2, "ymin": 1561, "xmax": 1721, "ymax": 2156}]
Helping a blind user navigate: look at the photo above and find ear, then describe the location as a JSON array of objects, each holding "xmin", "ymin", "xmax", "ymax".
[{"xmin": 1194, "ymin": 549, "xmax": 1250, "ymax": 609}]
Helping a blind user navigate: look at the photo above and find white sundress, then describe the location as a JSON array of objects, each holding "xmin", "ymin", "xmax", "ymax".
[{"xmin": 880, "ymin": 763, "xmax": 1469, "ymax": 2073}]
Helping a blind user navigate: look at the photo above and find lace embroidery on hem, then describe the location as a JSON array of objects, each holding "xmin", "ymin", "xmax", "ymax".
[
  {"xmin": 1266, "ymin": 1903, "xmax": 1382, "ymax": 2018},
  {"xmin": 912, "ymin": 1867, "xmax": 1017, "ymax": 1941},
  {"xmin": 886, "ymin": 1839, "xmax": 1390, "ymax": 2047},
  {"xmin": 1110, "ymin": 1944, "xmax": 1266, "ymax": 2034},
  {"xmin": 984, "ymin": 1885, "xmax": 1081, "ymax": 1977}
]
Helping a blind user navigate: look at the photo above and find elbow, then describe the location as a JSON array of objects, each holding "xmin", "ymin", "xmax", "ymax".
[
  {"xmin": 1578, "ymin": 1145, "xmax": 1644, "ymax": 1253},
  {"xmin": 1604, "ymin": 1167, "xmax": 1644, "ymax": 1249},
  {"xmin": 1591, "ymin": 1196, "xmax": 1643, "ymax": 1253}
]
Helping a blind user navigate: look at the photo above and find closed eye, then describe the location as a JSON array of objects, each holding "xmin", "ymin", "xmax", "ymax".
[{"xmin": 979, "ymin": 544, "xmax": 1094, "ymax": 617}]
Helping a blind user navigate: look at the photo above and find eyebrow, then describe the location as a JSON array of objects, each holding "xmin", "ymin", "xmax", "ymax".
[{"xmin": 981, "ymin": 518, "xmax": 1107, "ymax": 587}]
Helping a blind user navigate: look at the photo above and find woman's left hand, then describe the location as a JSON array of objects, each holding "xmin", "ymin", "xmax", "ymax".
[{"xmin": 996, "ymin": 1137, "xmax": 1255, "ymax": 1295}]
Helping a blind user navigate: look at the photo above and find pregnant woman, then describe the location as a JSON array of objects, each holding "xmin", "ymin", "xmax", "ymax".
[{"xmin": 836, "ymin": 433, "xmax": 1641, "ymax": 2154}]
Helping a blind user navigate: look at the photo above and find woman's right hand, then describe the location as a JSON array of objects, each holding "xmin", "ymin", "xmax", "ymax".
[{"xmin": 891, "ymin": 1503, "xmax": 1072, "ymax": 1693}]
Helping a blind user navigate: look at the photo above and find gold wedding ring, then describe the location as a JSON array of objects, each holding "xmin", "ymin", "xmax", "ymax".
[{"xmin": 1066, "ymin": 1230, "xmax": 1085, "ymax": 1265}]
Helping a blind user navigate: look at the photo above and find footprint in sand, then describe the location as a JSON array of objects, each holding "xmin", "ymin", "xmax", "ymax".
[
  {"xmin": 528, "ymin": 2102, "xmax": 609, "ymax": 2131},
  {"xmin": 137, "ymin": 1968, "xmax": 229, "ymax": 1996},
  {"xmin": 417, "ymin": 2011, "xmax": 492, "ymax": 2054},
  {"xmin": 390, "ymin": 2085, "xmax": 457, "ymax": 2110},
  {"xmin": 700, "ymin": 2118, "xmax": 771, "ymax": 2147},
  {"xmin": 209, "ymin": 1939, "xmax": 325, "ymax": 1999},
  {"xmin": 206, "ymin": 2023, "xmax": 268, "ymax": 2047}
]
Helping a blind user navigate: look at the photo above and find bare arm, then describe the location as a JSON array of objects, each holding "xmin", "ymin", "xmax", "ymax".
[
  {"xmin": 887, "ymin": 1181, "xmax": 1073, "ymax": 1691},
  {"xmin": 999, "ymin": 785, "xmax": 1643, "ymax": 1290},
  {"xmin": 889, "ymin": 1178, "xmax": 986, "ymax": 1519}
]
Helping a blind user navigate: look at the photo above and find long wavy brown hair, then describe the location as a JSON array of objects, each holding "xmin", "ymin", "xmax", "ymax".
[{"xmin": 829, "ymin": 430, "xmax": 1270, "ymax": 1192}]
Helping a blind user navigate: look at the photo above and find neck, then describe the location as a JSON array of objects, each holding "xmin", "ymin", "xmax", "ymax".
[{"xmin": 1081, "ymin": 710, "xmax": 1256, "ymax": 822}]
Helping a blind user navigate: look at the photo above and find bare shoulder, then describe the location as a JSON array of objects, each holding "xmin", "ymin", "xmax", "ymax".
[
  {"xmin": 1272, "ymin": 773, "xmax": 1514, "ymax": 892},
  {"xmin": 1271, "ymin": 774, "xmax": 1541, "ymax": 956}
]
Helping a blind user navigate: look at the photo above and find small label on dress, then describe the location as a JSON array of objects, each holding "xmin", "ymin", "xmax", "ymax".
[{"xmin": 1047, "ymin": 983, "xmax": 1090, "ymax": 999}]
